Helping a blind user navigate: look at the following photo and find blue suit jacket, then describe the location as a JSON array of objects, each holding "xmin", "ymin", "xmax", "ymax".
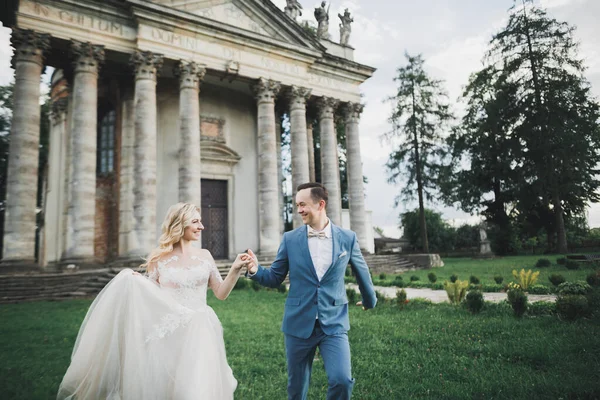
[{"xmin": 250, "ymin": 223, "xmax": 377, "ymax": 339}]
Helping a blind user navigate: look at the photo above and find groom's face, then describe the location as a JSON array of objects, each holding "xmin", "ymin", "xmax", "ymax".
[{"xmin": 296, "ymin": 188, "xmax": 325, "ymax": 226}]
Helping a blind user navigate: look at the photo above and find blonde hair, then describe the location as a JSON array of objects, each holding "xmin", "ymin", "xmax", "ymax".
[{"xmin": 140, "ymin": 202, "xmax": 201, "ymax": 274}]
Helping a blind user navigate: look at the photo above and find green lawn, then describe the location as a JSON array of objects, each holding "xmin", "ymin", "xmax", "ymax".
[
  {"xmin": 2, "ymin": 288, "xmax": 600, "ymax": 399},
  {"xmin": 391, "ymin": 255, "xmax": 597, "ymax": 286}
]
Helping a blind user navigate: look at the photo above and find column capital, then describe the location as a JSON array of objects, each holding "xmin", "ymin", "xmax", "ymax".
[
  {"xmin": 174, "ymin": 60, "xmax": 206, "ymax": 90},
  {"xmin": 253, "ymin": 78, "xmax": 281, "ymax": 103},
  {"xmin": 286, "ymin": 86, "xmax": 312, "ymax": 109},
  {"xmin": 341, "ymin": 102, "xmax": 364, "ymax": 123},
  {"xmin": 50, "ymin": 98, "xmax": 68, "ymax": 125},
  {"xmin": 316, "ymin": 96, "xmax": 339, "ymax": 119},
  {"xmin": 10, "ymin": 28, "xmax": 50, "ymax": 66},
  {"xmin": 70, "ymin": 41, "xmax": 105, "ymax": 74},
  {"xmin": 130, "ymin": 50, "xmax": 164, "ymax": 81}
]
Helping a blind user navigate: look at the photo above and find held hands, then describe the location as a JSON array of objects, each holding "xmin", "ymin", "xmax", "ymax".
[
  {"xmin": 243, "ymin": 249, "xmax": 258, "ymax": 274},
  {"xmin": 232, "ymin": 253, "xmax": 250, "ymax": 271}
]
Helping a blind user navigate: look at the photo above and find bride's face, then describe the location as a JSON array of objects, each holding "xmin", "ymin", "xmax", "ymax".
[{"xmin": 182, "ymin": 212, "xmax": 203, "ymax": 241}]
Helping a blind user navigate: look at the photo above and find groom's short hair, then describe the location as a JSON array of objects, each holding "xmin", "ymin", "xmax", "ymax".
[{"xmin": 296, "ymin": 182, "xmax": 328, "ymax": 205}]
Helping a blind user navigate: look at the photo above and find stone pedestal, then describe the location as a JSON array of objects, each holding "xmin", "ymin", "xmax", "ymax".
[
  {"xmin": 317, "ymin": 96, "xmax": 341, "ymax": 225},
  {"xmin": 130, "ymin": 50, "xmax": 163, "ymax": 255},
  {"xmin": 1, "ymin": 29, "xmax": 49, "ymax": 267},
  {"xmin": 342, "ymin": 102, "xmax": 370, "ymax": 252},
  {"xmin": 63, "ymin": 41, "xmax": 105, "ymax": 265},
  {"xmin": 288, "ymin": 86, "xmax": 312, "ymax": 228},
  {"xmin": 175, "ymin": 61, "xmax": 205, "ymax": 206},
  {"xmin": 253, "ymin": 78, "xmax": 281, "ymax": 256}
]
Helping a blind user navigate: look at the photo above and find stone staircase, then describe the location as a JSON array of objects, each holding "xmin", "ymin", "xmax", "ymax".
[{"xmin": 0, "ymin": 255, "xmax": 413, "ymax": 304}]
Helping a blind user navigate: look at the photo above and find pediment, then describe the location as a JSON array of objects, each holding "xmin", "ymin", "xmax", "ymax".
[
  {"xmin": 148, "ymin": 0, "xmax": 318, "ymax": 48},
  {"xmin": 201, "ymin": 141, "xmax": 241, "ymax": 166}
]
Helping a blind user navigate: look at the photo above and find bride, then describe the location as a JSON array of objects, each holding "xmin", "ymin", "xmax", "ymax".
[{"xmin": 57, "ymin": 202, "xmax": 254, "ymax": 400}]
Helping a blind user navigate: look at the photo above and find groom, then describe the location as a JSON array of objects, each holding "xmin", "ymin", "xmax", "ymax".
[{"xmin": 245, "ymin": 182, "xmax": 377, "ymax": 400}]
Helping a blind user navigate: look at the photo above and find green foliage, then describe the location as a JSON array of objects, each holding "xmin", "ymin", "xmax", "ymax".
[
  {"xmin": 443, "ymin": 279, "xmax": 469, "ymax": 304},
  {"xmin": 469, "ymin": 275, "xmax": 480, "ymax": 285},
  {"xmin": 345, "ymin": 267, "xmax": 351, "ymax": 277},
  {"xmin": 558, "ymin": 281, "xmax": 591, "ymax": 296},
  {"xmin": 493, "ymin": 275, "xmax": 504, "ymax": 284},
  {"xmin": 400, "ymin": 208, "xmax": 459, "ymax": 253},
  {"xmin": 375, "ymin": 290, "xmax": 387, "ymax": 304},
  {"xmin": 507, "ymin": 284, "xmax": 528, "ymax": 317},
  {"xmin": 512, "ymin": 269, "xmax": 540, "ymax": 291},
  {"xmin": 277, "ymin": 284, "xmax": 287, "ymax": 293},
  {"xmin": 535, "ymin": 258, "xmax": 552, "ymax": 268},
  {"xmin": 393, "ymin": 275, "xmax": 405, "ymax": 288},
  {"xmin": 427, "ymin": 272, "xmax": 437, "ymax": 283},
  {"xmin": 396, "ymin": 288, "xmax": 408, "ymax": 308},
  {"xmin": 549, "ymin": 274, "xmax": 566, "ymax": 287},
  {"xmin": 565, "ymin": 260, "xmax": 580, "ymax": 270},
  {"xmin": 379, "ymin": 273, "xmax": 387, "ymax": 280},
  {"xmin": 346, "ymin": 287, "xmax": 357, "ymax": 304},
  {"xmin": 465, "ymin": 290, "xmax": 485, "ymax": 313},
  {"xmin": 410, "ymin": 275, "xmax": 420, "ymax": 282},
  {"xmin": 234, "ymin": 278, "xmax": 249, "ymax": 290},
  {"xmin": 586, "ymin": 271, "xmax": 600, "ymax": 287},
  {"xmin": 527, "ymin": 285, "xmax": 551, "ymax": 295},
  {"xmin": 251, "ymin": 280, "xmax": 262, "ymax": 291},
  {"xmin": 384, "ymin": 52, "xmax": 454, "ymax": 253},
  {"xmin": 450, "ymin": 274, "xmax": 458, "ymax": 283},
  {"xmin": 557, "ymin": 257, "xmax": 567, "ymax": 265},
  {"xmin": 556, "ymin": 294, "xmax": 590, "ymax": 320}
]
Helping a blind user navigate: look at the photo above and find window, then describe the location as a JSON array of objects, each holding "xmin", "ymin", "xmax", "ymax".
[{"xmin": 97, "ymin": 110, "xmax": 116, "ymax": 175}]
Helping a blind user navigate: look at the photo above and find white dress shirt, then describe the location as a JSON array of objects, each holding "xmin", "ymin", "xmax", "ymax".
[{"xmin": 307, "ymin": 219, "xmax": 333, "ymax": 281}]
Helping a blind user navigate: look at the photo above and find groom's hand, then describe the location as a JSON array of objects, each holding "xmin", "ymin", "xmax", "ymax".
[{"xmin": 245, "ymin": 249, "xmax": 258, "ymax": 274}]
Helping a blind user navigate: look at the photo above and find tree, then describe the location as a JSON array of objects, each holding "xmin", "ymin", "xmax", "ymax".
[
  {"xmin": 400, "ymin": 208, "xmax": 456, "ymax": 253},
  {"xmin": 486, "ymin": 0, "xmax": 600, "ymax": 253},
  {"xmin": 384, "ymin": 52, "xmax": 453, "ymax": 253}
]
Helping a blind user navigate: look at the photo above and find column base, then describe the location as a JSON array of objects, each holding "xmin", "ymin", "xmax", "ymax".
[
  {"xmin": 0, "ymin": 259, "xmax": 43, "ymax": 274},
  {"xmin": 59, "ymin": 256, "xmax": 104, "ymax": 270}
]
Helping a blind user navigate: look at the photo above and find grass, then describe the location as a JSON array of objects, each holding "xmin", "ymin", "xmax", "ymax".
[
  {"xmin": 365, "ymin": 255, "xmax": 598, "ymax": 291},
  {"xmin": 2, "ymin": 287, "xmax": 600, "ymax": 399}
]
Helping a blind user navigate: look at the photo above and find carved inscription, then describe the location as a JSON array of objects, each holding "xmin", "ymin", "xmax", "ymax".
[{"xmin": 21, "ymin": 0, "xmax": 135, "ymax": 40}]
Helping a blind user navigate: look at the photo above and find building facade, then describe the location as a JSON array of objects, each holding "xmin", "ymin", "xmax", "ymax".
[{"xmin": 0, "ymin": 0, "xmax": 375, "ymax": 270}]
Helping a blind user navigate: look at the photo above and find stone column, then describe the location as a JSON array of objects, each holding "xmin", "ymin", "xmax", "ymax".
[
  {"xmin": 44, "ymin": 98, "xmax": 68, "ymax": 264},
  {"xmin": 118, "ymin": 91, "xmax": 136, "ymax": 256},
  {"xmin": 2, "ymin": 29, "xmax": 50, "ymax": 266},
  {"xmin": 287, "ymin": 86, "xmax": 312, "ymax": 228},
  {"xmin": 342, "ymin": 103, "xmax": 369, "ymax": 251},
  {"xmin": 253, "ymin": 78, "xmax": 281, "ymax": 256},
  {"xmin": 306, "ymin": 119, "xmax": 316, "ymax": 182},
  {"xmin": 63, "ymin": 41, "xmax": 105, "ymax": 264},
  {"xmin": 175, "ymin": 61, "xmax": 205, "ymax": 206},
  {"xmin": 275, "ymin": 107, "xmax": 284, "ymax": 235},
  {"xmin": 130, "ymin": 51, "xmax": 163, "ymax": 254},
  {"xmin": 317, "ymin": 97, "xmax": 341, "ymax": 225}
]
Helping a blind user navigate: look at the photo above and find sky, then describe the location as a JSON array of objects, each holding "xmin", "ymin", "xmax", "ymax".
[{"xmin": 1, "ymin": 0, "xmax": 599, "ymax": 238}]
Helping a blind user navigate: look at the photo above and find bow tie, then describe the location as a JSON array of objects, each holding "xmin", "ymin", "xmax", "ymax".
[{"xmin": 308, "ymin": 231, "xmax": 328, "ymax": 239}]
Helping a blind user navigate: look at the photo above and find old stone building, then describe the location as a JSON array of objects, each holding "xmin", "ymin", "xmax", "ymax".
[{"xmin": 0, "ymin": 0, "xmax": 375, "ymax": 270}]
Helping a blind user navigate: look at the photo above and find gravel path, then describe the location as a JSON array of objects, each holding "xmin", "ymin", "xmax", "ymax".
[{"xmin": 346, "ymin": 283, "xmax": 556, "ymax": 303}]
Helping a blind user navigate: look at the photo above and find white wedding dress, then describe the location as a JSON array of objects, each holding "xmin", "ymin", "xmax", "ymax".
[{"xmin": 57, "ymin": 255, "xmax": 237, "ymax": 400}]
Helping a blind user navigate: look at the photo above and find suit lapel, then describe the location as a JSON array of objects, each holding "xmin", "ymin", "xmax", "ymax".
[
  {"xmin": 298, "ymin": 226, "xmax": 319, "ymax": 281},
  {"xmin": 321, "ymin": 223, "xmax": 341, "ymax": 281}
]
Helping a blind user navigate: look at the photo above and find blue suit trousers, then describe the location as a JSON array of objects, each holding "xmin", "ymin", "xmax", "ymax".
[{"xmin": 284, "ymin": 320, "xmax": 354, "ymax": 400}]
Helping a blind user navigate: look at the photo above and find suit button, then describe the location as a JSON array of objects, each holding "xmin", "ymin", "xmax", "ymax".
[{"xmin": 317, "ymin": 284, "xmax": 321, "ymax": 288}]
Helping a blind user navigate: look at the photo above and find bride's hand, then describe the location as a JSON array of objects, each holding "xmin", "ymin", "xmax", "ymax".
[
  {"xmin": 245, "ymin": 249, "xmax": 258, "ymax": 274},
  {"xmin": 232, "ymin": 253, "xmax": 249, "ymax": 271}
]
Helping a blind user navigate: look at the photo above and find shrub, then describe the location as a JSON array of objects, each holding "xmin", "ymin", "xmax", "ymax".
[
  {"xmin": 465, "ymin": 290, "xmax": 484, "ymax": 313},
  {"xmin": 410, "ymin": 275, "xmax": 420, "ymax": 282},
  {"xmin": 344, "ymin": 276, "xmax": 356, "ymax": 284},
  {"xmin": 527, "ymin": 285, "xmax": 551, "ymax": 295},
  {"xmin": 427, "ymin": 272, "xmax": 437, "ymax": 283},
  {"xmin": 251, "ymin": 280, "xmax": 262, "ymax": 291},
  {"xmin": 345, "ymin": 267, "xmax": 351, "ymax": 277},
  {"xmin": 557, "ymin": 257, "xmax": 567, "ymax": 265},
  {"xmin": 556, "ymin": 294, "xmax": 590, "ymax": 320},
  {"xmin": 430, "ymin": 283, "xmax": 444, "ymax": 290},
  {"xmin": 396, "ymin": 288, "xmax": 407, "ymax": 308},
  {"xmin": 506, "ymin": 284, "xmax": 528, "ymax": 317},
  {"xmin": 535, "ymin": 258, "xmax": 552, "ymax": 268},
  {"xmin": 379, "ymin": 273, "xmax": 387, "ymax": 280},
  {"xmin": 512, "ymin": 269, "xmax": 540, "ymax": 291},
  {"xmin": 480, "ymin": 284, "xmax": 503, "ymax": 292},
  {"xmin": 494, "ymin": 275, "xmax": 504, "ymax": 284},
  {"xmin": 469, "ymin": 275, "xmax": 480, "ymax": 285},
  {"xmin": 450, "ymin": 274, "xmax": 458, "ymax": 283},
  {"xmin": 586, "ymin": 271, "xmax": 600, "ymax": 287},
  {"xmin": 277, "ymin": 284, "xmax": 287, "ymax": 293},
  {"xmin": 375, "ymin": 290, "xmax": 387, "ymax": 304},
  {"xmin": 528, "ymin": 301, "xmax": 556, "ymax": 316},
  {"xmin": 443, "ymin": 280, "xmax": 469, "ymax": 305},
  {"xmin": 549, "ymin": 274, "xmax": 566, "ymax": 287},
  {"xmin": 565, "ymin": 260, "xmax": 580, "ymax": 270},
  {"xmin": 346, "ymin": 287, "xmax": 357, "ymax": 304},
  {"xmin": 558, "ymin": 281, "xmax": 591, "ymax": 296},
  {"xmin": 394, "ymin": 276, "xmax": 406, "ymax": 288},
  {"xmin": 234, "ymin": 278, "xmax": 249, "ymax": 290}
]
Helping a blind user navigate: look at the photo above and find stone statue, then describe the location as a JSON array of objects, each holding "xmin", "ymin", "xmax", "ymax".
[
  {"xmin": 338, "ymin": 8, "xmax": 353, "ymax": 46},
  {"xmin": 479, "ymin": 225, "xmax": 487, "ymax": 242},
  {"xmin": 314, "ymin": 1, "xmax": 330, "ymax": 39},
  {"xmin": 479, "ymin": 222, "xmax": 493, "ymax": 256},
  {"xmin": 284, "ymin": 0, "xmax": 302, "ymax": 20}
]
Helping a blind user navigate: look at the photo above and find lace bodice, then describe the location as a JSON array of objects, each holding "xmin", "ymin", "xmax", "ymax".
[
  {"xmin": 151, "ymin": 255, "xmax": 223, "ymax": 310},
  {"xmin": 144, "ymin": 255, "xmax": 224, "ymax": 343}
]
